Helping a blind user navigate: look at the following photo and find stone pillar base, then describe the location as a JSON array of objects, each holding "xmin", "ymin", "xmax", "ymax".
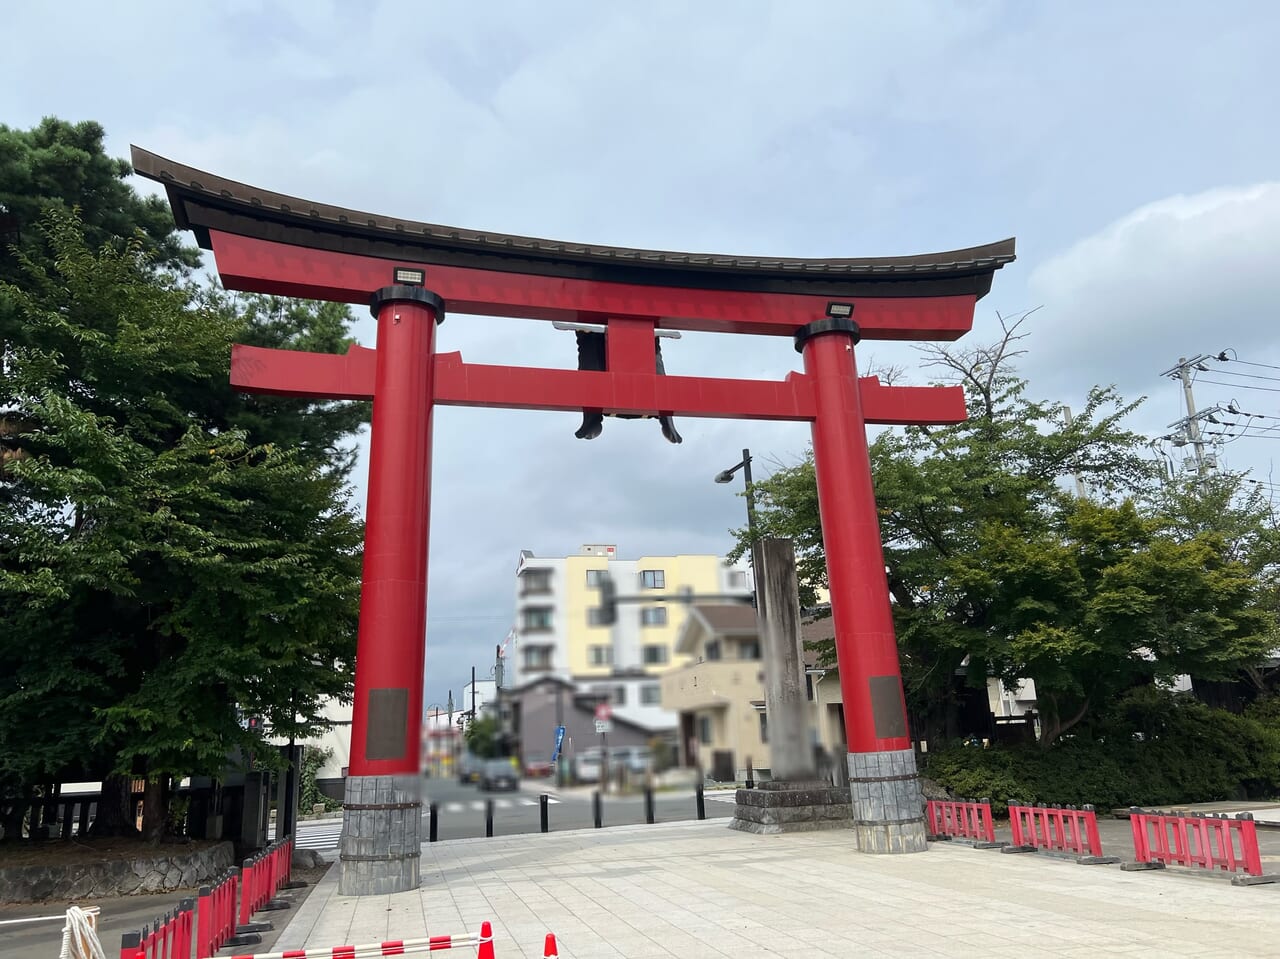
[
  {"xmin": 728, "ymin": 780, "xmax": 852, "ymax": 834},
  {"xmin": 338, "ymin": 774, "xmax": 422, "ymax": 896},
  {"xmin": 847, "ymin": 749, "xmax": 928, "ymax": 854}
]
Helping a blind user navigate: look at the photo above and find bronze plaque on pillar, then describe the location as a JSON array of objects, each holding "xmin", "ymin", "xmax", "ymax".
[
  {"xmin": 366, "ymin": 687, "xmax": 409, "ymax": 760},
  {"xmin": 869, "ymin": 675, "xmax": 908, "ymax": 740}
]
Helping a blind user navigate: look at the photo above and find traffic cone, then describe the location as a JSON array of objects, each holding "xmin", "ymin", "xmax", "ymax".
[
  {"xmin": 477, "ymin": 920, "xmax": 495, "ymax": 959},
  {"xmin": 542, "ymin": 932, "xmax": 558, "ymax": 959}
]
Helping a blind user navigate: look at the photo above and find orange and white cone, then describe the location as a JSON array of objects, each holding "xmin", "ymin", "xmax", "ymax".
[
  {"xmin": 542, "ymin": 932, "xmax": 558, "ymax": 959},
  {"xmin": 477, "ymin": 921, "xmax": 495, "ymax": 959}
]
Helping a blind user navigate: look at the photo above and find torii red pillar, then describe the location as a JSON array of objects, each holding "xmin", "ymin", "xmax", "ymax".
[
  {"xmin": 798, "ymin": 317, "xmax": 923, "ymax": 852},
  {"xmin": 348, "ymin": 285, "xmax": 442, "ymax": 782}
]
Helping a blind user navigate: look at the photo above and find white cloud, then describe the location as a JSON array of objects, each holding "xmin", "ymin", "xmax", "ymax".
[
  {"xmin": 6, "ymin": 0, "xmax": 1280, "ymax": 704},
  {"xmin": 1024, "ymin": 183, "xmax": 1280, "ymax": 477}
]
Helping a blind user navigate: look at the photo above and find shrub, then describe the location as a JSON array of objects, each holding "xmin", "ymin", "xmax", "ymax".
[{"xmin": 923, "ymin": 688, "xmax": 1280, "ymax": 815}]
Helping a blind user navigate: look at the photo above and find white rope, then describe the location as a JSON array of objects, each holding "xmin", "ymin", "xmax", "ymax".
[
  {"xmin": 0, "ymin": 914, "xmax": 67, "ymax": 926},
  {"xmin": 58, "ymin": 907, "xmax": 105, "ymax": 959}
]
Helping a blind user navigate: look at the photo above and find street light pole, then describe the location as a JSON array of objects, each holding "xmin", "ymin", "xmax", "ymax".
[{"xmin": 715, "ymin": 447, "xmax": 763, "ymax": 616}]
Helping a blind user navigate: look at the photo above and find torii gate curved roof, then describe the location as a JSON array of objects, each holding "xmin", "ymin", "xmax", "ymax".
[{"xmin": 132, "ymin": 147, "xmax": 1014, "ymax": 303}]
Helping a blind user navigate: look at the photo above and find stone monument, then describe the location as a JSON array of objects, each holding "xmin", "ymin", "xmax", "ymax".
[{"xmin": 730, "ymin": 538, "xmax": 852, "ymax": 834}]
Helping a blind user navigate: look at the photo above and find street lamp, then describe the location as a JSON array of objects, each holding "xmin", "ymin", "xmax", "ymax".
[{"xmin": 715, "ymin": 447, "xmax": 763, "ymax": 614}]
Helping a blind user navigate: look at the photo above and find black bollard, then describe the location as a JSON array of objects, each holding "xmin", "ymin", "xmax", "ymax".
[
  {"xmin": 593, "ymin": 790, "xmax": 602, "ymax": 829},
  {"xmin": 695, "ymin": 782, "xmax": 706, "ymax": 820},
  {"xmin": 746, "ymin": 758, "xmax": 754, "ymax": 789},
  {"xmin": 539, "ymin": 794, "xmax": 549, "ymax": 833},
  {"xmin": 644, "ymin": 787, "xmax": 655, "ymax": 825},
  {"xmin": 429, "ymin": 802, "xmax": 438, "ymax": 843},
  {"xmin": 485, "ymin": 798, "xmax": 494, "ymax": 838}
]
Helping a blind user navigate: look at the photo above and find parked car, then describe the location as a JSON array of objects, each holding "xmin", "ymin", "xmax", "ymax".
[
  {"xmin": 613, "ymin": 746, "xmax": 652, "ymax": 775},
  {"xmin": 574, "ymin": 748, "xmax": 606, "ymax": 784},
  {"xmin": 523, "ymin": 759, "xmax": 554, "ymax": 778},
  {"xmin": 480, "ymin": 757, "xmax": 518, "ymax": 791},
  {"xmin": 458, "ymin": 752, "xmax": 483, "ymax": 784}
]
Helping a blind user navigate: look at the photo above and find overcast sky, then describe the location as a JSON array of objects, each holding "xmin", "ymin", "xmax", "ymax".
[{"xmin": 4, "ymin": 1, "xmax": 1279, "ymax": 708}]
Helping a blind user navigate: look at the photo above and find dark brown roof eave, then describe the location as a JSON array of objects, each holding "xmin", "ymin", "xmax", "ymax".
[{"xmin": 132, "ymin": 146, "xmax": 1015, "ymax": 299}]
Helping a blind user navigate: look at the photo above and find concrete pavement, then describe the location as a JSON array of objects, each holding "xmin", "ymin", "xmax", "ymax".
[{"xmin": 275, "ymin": 817, "xmax": 1280, "ymax": 959}]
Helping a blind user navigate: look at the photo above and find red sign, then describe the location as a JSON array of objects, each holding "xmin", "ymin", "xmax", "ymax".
[{"xmin": 595, "ymin": 702, "xmax": 613, "ymax": 722}]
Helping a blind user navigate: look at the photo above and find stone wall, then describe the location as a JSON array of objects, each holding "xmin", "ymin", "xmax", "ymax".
[{"xmin": 0, "ymin": 841, "xmax": 234, "ymax": 903}]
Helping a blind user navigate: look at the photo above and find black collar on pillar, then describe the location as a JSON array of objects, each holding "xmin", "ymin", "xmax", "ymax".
[
  {"xmin": 793, "ymin": 315, "xmax": 860, "ymax": 353},
  {"xmin": 369, "ymin": 284, "xmax": 446, "ymax": 322}
]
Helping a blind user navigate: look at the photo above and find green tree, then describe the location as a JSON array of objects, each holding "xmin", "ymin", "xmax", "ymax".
[
  {"xmin": 735, "ymin": 316, "xmax": 1276, "ymax": 747},
  {"xmin": 0, "ymin": 118, "xmax": 198, "ymax": 290},
  {"xmin": 0, "ymin": 212, "xmax": 363, "ymax": 839},
  {"xmin": 464, "ymin": 715, "xmax": 502, "ymax": 759},
  {"xmin": 1143, "ymin": 472, "xmax": 1280, "ymax": 704},
  {"xmin": 958, "ymin": 497, "xmax": 1275, "ymax": 744}
]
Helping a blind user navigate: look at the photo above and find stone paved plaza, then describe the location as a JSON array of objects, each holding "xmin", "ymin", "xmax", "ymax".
[{"xmin": 277, "ymin": 819, "xmax": 1280, "ymax": 958}]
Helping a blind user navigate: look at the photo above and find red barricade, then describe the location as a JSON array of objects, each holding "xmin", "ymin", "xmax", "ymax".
[
  {"xmin": 197, "ymin": 868, "xmax": 241, "ymax": 957},
  {"xmin": 239, "ymin": 854, "xmax": 259, "ymax": 929},
  {"xmin": 926, "ymin": 798, "xmax": 996, "ymax": 843},
  {"xmin": 128, "ymin": 837, "xmax": 295, "ymax": 959},
  {"xmin": 1126, "ymin": 807, "xmax": 1269, "ymax": 880},
  {"xmin": 1007, "ymin": 803, "xmax": 1108, "ymax": 859},
  {"xmin": 120, "ymin": 898, "xmax": 194, "ymax": 959},
  {"xmin": 239, "ymin": 836, "xmax": 294, "ymax": 930}
]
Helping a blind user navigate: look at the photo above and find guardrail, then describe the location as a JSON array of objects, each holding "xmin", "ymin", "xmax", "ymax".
[
  {"xmin": 196, "ymin": 868, "xmax": 248, "ymax": 957},
  {"xmin": 925, "ymin": 799, "xmax": 998, "ymax": 846},
  {"xmin": 126, "ymin": 835, "xmax": 298, "ymax": 959},
  {"xmin": 120, "ymin": 900, "xmax": 193, "ymax": 959},
  {"xmin": 1122, "ymin": 808, "xmax": 1277, "ymax": 885},
  {"xmin": 1003, "ymin": 802, "xmax": 1117, "ymax": 864}
]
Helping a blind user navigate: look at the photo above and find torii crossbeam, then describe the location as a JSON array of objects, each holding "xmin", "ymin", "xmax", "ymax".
[{"xmin": 134, "ymin": 147, "xmax": 1014, "ymax": 893}]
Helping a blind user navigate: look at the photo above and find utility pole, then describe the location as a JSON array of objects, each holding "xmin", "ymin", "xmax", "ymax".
[
  {"xmin": 1162, "ymin": 355, "xmax": 1212, "ymax": 476},
  {"xmin": 494, "ymin": 643, "xmax": 507, "ymax": 757},
  {"xmin": 1061, "ymin": 406, "xmax": 1088, "ymax": 498},
  {"xmin": 470, "ymin": 665, "xmax": 477, "ymax": 723},
  {"xmin": 447, "ymin": 689, "xmax": 455, "ymax": 772}
]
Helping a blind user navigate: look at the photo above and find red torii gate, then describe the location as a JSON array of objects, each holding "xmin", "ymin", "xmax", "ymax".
[{"xmin": 134, "ymin": 148, "xmax": 1014, "ymax": 892}]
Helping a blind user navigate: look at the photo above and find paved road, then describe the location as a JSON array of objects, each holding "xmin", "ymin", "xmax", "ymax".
[
  {"xmin": 0, "ymin": 894, "xmax": 199, "ymax": 959},
  {"xmin": 279, "ymin": 780, "xmax": 735, "ymax": 850}
]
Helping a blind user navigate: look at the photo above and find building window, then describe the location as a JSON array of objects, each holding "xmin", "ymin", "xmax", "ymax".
[
  {"xmin": 522, "ymin": 607, "xmax": 552, "ymax": 631},
  {"xmin": 705, "ymin": 640, "xmax": 722, "ymax": 662},
  {"xmin": 640, "ymin": 569, "xmax": 665, "ymax": 589},
  {"xmin": 728, "ymin": 570, "xmax": 748, "ymax": 589},
  {"xmin": 739, "ymin": 640, "xmax": 761, "ymax": 660},
  {"xmin": 520, "ymin": 568, "xmax": 552, "ymax": 595},
  {"xmin": 588, "ymin": 645, "xmax": 613, "ymax": 666},
  {"xmin": 523, "ymin": 647, "xmax": 552, "ymax": 670},
  {"xmin": 587, "ymin": 607, "xmax": 611, "ymax": 627},
  {"xmin": 759, "ymin": 711, "xmax": 768, "ymax": 744},
  {"xmin": 585, "ymin": 568, "xmax": 608, "ymax": 587},
  {"xmin": 697, "ymin": 715, "xmax": 713, "ymax": 745},
  {"xmin": 640, "ymin": 606, "xmax": 668, "ymax": 627},
  {"xmin": 805, "ymin": 673, "xmax": 815, "ymax": 701},
  {"xmin": 640, "ymin": 685, "xmax": 662, "ymax": 705},
  {"xmin": 642, "ymin": 644, "xmax": 669, "ymax": 666}
]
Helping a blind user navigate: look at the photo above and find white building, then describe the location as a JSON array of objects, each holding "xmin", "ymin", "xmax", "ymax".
[{"xmin": 510, "ymin": 544, "xmax": 752, "ymax": 733}]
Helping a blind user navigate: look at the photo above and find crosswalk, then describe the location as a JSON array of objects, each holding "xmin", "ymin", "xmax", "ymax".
[{"xmin": 292, "ymin": 822, "xmax": 343, "ymax": 850}]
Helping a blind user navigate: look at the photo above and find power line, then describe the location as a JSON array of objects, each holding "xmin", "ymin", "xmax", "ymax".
[
  {"xmin": 1193, "ymin": 378, "xmax": 1280, "ymax": 394},
  {"xmin": 1220, "ymin": 354, "xmax": 1280, "ymax": 373},
  {"xmin": 1196, "ymin": 367, "xmax": 1280, "ymax": 384}
]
